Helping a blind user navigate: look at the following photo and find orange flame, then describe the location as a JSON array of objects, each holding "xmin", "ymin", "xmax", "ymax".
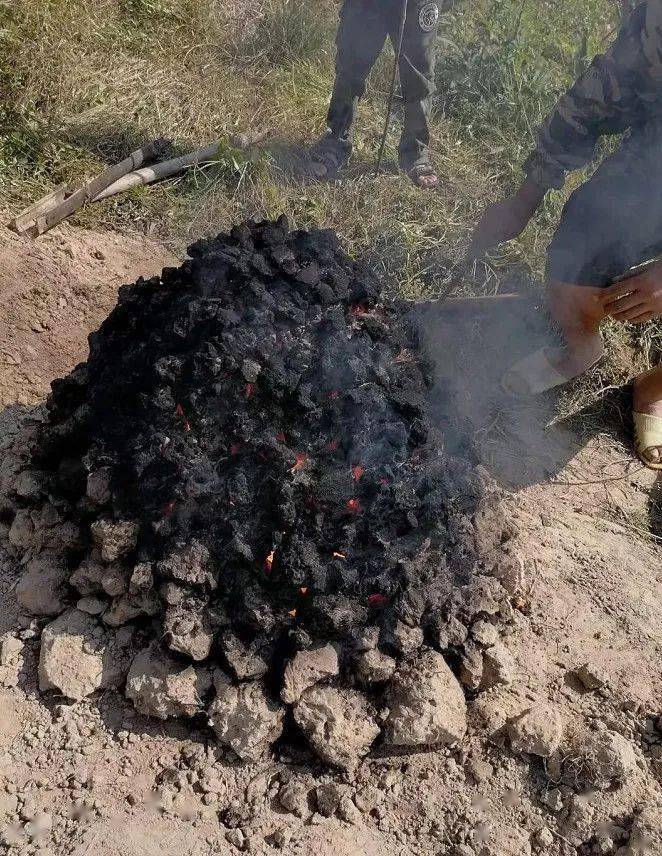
[
  {"xmin": 264, "ymin": 551, "xmax": 275, "ymax": 574},
  {"xmin": 346, "ymin": 498, "xmax": 361, "ymax": 514},
  {"xmin": 299, "ymin": 587, "xmax": 309, "ymax": 596},
  {"xmin": 352, "ymin": 465, "xmax": 365, "ymax": 482},
  {"xmin": 332, "ymin": 552, "xmax": 346, "ymax": 560},
  {"xmin": 287, "ymin": 609, "xmax": 297, "ymax": 619}
]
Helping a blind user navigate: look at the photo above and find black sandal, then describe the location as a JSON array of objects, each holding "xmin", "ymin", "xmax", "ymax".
[
  {"xmin": 405, "ymin": 161, "xmax": 439, "ymax": 189},
  {"xmin": 310, "ymin": 132, "xmax": 352, "ymax": 180}
]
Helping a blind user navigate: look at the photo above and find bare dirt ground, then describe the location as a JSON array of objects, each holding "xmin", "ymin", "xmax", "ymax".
[
  {"xmin": 0, "ymin": 224, "xmax": 661, "ymax": 856},
  {"xmin": 0, "ymin": 222, "xmax": 177, "ymax": 408}
]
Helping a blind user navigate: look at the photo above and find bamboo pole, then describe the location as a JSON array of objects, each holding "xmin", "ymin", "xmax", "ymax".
[
  {"xmin": 9, "ymin": 184, "xmax": 70, "ymax": 236},
  {"xmin": 31, "ymin": 139, "xmax": 169, "ymax": 236},
  {"xmin": 92, "ymin": 142, "xmax": 221, "ymax": 202}
]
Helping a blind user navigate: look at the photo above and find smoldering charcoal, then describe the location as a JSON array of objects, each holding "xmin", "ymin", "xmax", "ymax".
[{"xmin": 4, "ymin": 217, "xmax": 513, "ymax": 767}]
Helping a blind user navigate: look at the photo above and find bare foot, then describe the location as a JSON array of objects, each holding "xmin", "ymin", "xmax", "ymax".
[
  {"xmin": 405, "ymin": 163, "xmax": 439, "ymax": 190},
  {"xmin": 412, "ymin": 172, "xmax": 438, "ymax": 190},
  {"xmin": 633, "ymin": 366, "xmax": 662, "ymax": 465}
]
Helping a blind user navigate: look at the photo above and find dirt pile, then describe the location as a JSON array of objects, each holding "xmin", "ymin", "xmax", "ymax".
[{"xmin": 0, "ymin": 217, "xmax": 518, "ymax": 768}]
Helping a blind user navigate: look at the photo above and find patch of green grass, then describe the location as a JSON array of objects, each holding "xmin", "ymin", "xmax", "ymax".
[{"xmin": 241, "ymin": 0, "xmax": 337, "ymax": 67}]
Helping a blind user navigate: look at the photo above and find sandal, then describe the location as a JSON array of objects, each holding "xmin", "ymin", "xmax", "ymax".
[
  {"xmin": 406, "ymin": 162, "xmax": 439, "ymax": 190},
  {"xmin": 633, "ymin": 411, "xmax": 662, "ymax": 470},
  {"xmin": 310, "ymin": 132, "xmax": 352, "ymax": 180},
  {"xmin": 501, "ymin": 347, "xmax": 602, "ymax": 397}
]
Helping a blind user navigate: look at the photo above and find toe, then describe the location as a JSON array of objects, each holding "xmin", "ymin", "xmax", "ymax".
[
  {"xmin": 418, "ymin": 174, "xmax": 438, "ymax": 189},
  {"xmin": 642, "ymin": 446, "xmax": 662, "ymax": 464}
]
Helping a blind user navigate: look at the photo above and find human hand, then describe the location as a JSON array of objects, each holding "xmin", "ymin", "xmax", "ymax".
[
  {"xmin": 468, "ymin": 178, "xmax": 546, "ymax": 258},
  {"xmin": 602, "ymin": 262, "xmax": 662, "ymax": 323}
]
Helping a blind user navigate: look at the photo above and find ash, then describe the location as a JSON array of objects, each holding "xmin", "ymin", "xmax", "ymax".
[{"xmin": 1, "ymin": 218, "xmax": 516, "ymax": 767}]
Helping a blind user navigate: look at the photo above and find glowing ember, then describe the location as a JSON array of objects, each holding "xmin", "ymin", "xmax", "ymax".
[
  {"xmin": 352, "ymin": 464, "xmax": 365, "ymax": 482},
  {"xmin": 275, "ymin": 432, "xmax": 287, "ymax": 442},
  {"xmin": 346, "ymin": 498, "xmax": 361, "ymax": 514},
  {"xmin": 163, "ymin": 500, "xmax": 176, "ymax": 517},
  {"xmin": 291, "ymin": 452, "xmax": 308, "ymax": 472},
  {"xmin": 230, "ymin": 443, "xmax": 242, "ymax": 456},
  {"xmin": 299, "ymin": 587, "xmax": 309, "ymax": 596},
  {"xmin": 368, "ymin": 593, "xmax": 388, "ymax": 608},
  {"xmin": 245, "ymin": 383, "xmax": 255, "ymax": 399},
  {"xmin": 175, "ymin": 403, "xmax": 185, "ymax": 417},
  {"xmin": 264, "ymin": 551, "xmax": 275, "ymax": 574},
  {"xmin": 183, "ymin": 421, "xmax": 192, "ymax": 432},
  {"xmin": 326, "ymin": 439, "xmax": 339, "ymax": 452}
]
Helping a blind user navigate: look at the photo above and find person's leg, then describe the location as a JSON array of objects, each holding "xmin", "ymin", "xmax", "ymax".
[
  {"xmin": 544, "ymin": 127, "xmax": 662, "ymax": 378},
  {"xmin": 390, "ymin": 0, "xmax": 440, "ymax": 187},
  {"xmin": 544, "ymin": 281, "xmax": 606, "ymax": 377},
  {"xmin": 326, "ymin": 0, "xmax": 389, "ymax": 141},
  {"xmin": 504, "ymin": 125, "xmax": 662, "ymax": 403},
  {"xmin": 633, "ymin": 366, "xmax": 662, "ymax": 464}
]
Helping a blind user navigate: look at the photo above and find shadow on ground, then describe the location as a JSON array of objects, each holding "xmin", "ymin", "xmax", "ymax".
[{"xmin": 416, "ymin": 293, "xmax": 662, "ymax": 512}]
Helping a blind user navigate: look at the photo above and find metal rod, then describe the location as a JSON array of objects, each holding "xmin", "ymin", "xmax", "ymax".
[{"xmin": 375, "ymin": 0, "xmax": 408, "ymax": 177}]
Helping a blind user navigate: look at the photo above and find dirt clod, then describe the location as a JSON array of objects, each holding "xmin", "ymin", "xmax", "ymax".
[
  {"xmin": 281, "ymin": 643, "xmax": 339, "ymax": 704},
  {"xmin": 209, "ymin": 681, "xmax": 285, "ymax": 761},
  {"xmin": 39, "ymin": 609, "xmax": 133, "ymax": 700},
  {"xmin": 294, "ymin": 686, "xmax": 380, "ymax": 770},
  {"xmin": 16, "ymin": 553, "xmax": 70, "ymax": 615},
  {"xmin": 508, "ymin": 705, "xmax": 565, "ymax": 758},
  {"xmin": 385, "ymin": 648, "xmax": 467, "ymax": 747},
  {"xmin": 125, "ymin": 642, "xmax": 211, "ymax": 719}
]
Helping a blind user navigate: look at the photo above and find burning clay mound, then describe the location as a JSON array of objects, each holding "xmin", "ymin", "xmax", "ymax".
[{"xmin": 1, "ymin": 217, "xmax": 520, "ymax": 768}]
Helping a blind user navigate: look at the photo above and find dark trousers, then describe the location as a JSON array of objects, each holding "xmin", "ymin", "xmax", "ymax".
[
  {"xmin": 546, "ymin": 120, "xmax": 662, "ymax": 287},
  {"xmin": 327, "ymin": 0, "xmax": 440, "ymax": 168}
]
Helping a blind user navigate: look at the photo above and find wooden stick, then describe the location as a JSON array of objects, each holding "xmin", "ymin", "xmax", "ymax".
[
  {"xmin": 9, "ymin": 184, "xmax": 70, "ymax": 236},
  {"xmin": 92, "ymin": 142, "xmax": 220, "ymax": 202},
  {"xmin": 28, "ymin": 139, "xmax": 169, "ymax": 237},
  {"xmin": 412, "ymin": 293, "xmax": 530, "ymax": 315}
]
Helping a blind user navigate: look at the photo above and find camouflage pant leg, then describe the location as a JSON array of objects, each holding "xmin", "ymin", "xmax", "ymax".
[
  {"xmin": 327, "ymin": 0, "xmax": 390, "ymax": 140},
  {"xmin": 392, "ymin": 0, "xmax": 440, "ymax": 168},
  {"xmin": 547, "ymin": 120, "xmax": 662, "ymax": 287}
]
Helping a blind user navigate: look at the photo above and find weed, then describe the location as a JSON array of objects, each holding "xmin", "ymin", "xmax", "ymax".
[{"xmin": 241, "ymin": 0, "xmax": 336, "ymax": 68}]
